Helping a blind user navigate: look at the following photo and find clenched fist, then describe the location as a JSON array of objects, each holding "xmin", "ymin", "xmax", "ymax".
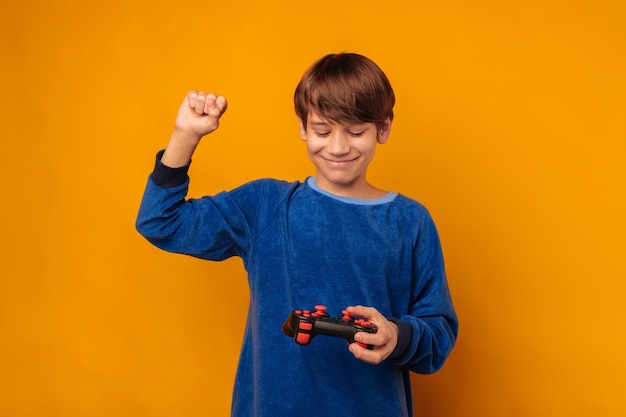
[
  {"xmin": 161, "ymin": 90, "xmax": 228, "ymax": 168},
  {"xmin": 175, "ymin": 90, "xmax": 228, "ymax": 140}
]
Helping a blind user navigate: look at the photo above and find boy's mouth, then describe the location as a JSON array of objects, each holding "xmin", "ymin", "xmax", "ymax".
[{"xmin": 322, "ymin": 156, "xmax": 358, "ymax": 166}]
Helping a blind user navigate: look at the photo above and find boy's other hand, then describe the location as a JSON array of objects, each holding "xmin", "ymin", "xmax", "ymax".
[
  {"xmin": 174, "ymin": 90, "xmax": 228, "ymax": 144},
  {"xmin": 345, "ymin": 305, "xmax": 399, "ymax": 365}
]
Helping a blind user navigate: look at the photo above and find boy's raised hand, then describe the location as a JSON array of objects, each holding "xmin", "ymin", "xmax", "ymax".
[
  {"xmin": 162, "ymin": 91, "xmax": 228, "ymax": 168},
  {"xmin": 175, "ymin": 90, "xmax": 228, "ymax": 141}
]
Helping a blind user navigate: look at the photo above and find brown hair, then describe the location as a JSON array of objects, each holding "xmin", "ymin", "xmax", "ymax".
[{"xmin": 294, "ymin": 53, "xmax": 395, "ymax": 131}]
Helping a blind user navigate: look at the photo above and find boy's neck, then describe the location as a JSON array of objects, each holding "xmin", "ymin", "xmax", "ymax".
[{"xmin": 309, "ymin": 177, "xmax": 388, "ymax": 200}]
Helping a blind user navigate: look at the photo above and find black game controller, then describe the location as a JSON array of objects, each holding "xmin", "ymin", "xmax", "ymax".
[{"xmin": 281, "ymin": 305, "xmax": 378, "ymax": 349}]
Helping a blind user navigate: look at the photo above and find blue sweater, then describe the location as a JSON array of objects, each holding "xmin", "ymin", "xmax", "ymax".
[{"xmin": 136, "ymin": 153, "xmax": 458, "ymax": 417}]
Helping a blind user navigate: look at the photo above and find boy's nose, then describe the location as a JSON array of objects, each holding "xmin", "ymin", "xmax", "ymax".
[{"xmin": 327, "ymin": 134, "xmax": 350, "ymax": 155}]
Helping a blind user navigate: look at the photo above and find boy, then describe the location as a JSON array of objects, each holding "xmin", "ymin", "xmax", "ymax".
[{"xmin": 136, "ymin": 53, "xmax": 458, "ymax": 417}]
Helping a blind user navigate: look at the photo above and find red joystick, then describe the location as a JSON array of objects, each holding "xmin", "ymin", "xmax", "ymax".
[{"xmin": 312, "ymin": 305, "xmax": 328, "ymax": 317}]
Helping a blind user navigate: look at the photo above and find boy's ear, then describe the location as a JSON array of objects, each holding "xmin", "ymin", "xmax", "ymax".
[
  {"xmin": 298, "ymin": 119, "xmax": 307, "ymax": 140},
  {"xmin": 377, "ymin": 116, "xmax": 393, "ymax": 144}
]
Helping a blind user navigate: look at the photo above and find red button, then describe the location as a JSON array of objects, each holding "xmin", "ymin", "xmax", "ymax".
[
  {"xmin": 296, "ymin": 333, "xmax": 311, "ymax": 345},
  {"xmin": 299, "ymin": 322, "xmax": 313, "ymax": 331}
]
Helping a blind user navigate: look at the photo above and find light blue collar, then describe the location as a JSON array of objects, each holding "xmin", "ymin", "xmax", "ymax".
[{"xmin": 306, "ymin": 177, "xmax": 397, "ymax": 205}]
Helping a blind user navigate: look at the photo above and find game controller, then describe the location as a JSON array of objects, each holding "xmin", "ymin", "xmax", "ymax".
[{"xmin": 281, "ymin": 305, "xmax": 377, "ymax": 349}]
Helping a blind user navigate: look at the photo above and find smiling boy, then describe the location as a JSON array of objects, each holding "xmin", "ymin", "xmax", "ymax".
[
  {"xmin": 137, "ymin": 52, "xmax": 458, "ymax": 417},
  {"xmin": 298, "ymin": 113, "xmax": 391, "ymax": 199}
]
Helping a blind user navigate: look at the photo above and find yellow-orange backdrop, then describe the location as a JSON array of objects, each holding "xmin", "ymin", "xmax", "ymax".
[{"xmin": 1, "ymin": 0, "xmax": 625, "ymax": 416}]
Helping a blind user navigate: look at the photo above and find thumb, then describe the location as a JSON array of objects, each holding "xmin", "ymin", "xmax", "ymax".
[{"xmin": 345, "ymin": 305, "xmax": 377, "ymax": 320}]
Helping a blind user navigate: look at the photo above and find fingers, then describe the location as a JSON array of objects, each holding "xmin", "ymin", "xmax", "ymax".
[
  {"xmin": 215, "ymin": 95, "xmax": 228, "ymax": 114},
  {"xmin": 206, "ymin": 95, "xmax": 227, "ymax": 116},
  {"xmin": 186, "ymin": 90, "xmax": 228, "ymax": 117},
  {"xmin": 349, "ymin": 340, "xmax": 384, "ymax": 364},
  {"xmin": 345, "ymin": 305, "xmax": 399, "ymax": 365},
  {"xmin": 196, "ymin": 92, "xmax": 206, "ymax": 113},
  {"xmin": 201, "ymin": 93, "xmax": 215, "ymax": 114}
]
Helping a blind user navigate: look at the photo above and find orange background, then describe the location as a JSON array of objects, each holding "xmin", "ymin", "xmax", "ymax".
[{"xmin": 1, "ymin": 0, "xmax": 625, "ymax": 416}]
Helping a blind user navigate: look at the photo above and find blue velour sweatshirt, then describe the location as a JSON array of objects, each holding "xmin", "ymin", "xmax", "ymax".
[{"xmin": 136, "ymin": 152, "xmax": 458, "ymax": 417}]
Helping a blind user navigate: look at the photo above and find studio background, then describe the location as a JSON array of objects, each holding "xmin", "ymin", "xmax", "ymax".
[{"xmin": 1, "ymin": 0, "xmax": 625, "ymax": 416}]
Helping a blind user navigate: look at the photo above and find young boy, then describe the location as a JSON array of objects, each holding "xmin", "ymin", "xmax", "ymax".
[{"xmin": 136, "ymin": 53, "xmax": 458, "ymax": 417}]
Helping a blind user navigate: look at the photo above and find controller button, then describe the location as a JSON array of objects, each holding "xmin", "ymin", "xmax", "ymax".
[
  {"xmin": 296, "ymin": 333, "xmax": 311, "ymax": 345},
  {"xmin": 299, "ymin": 322, "xmax": 313, "ymax": 331}
]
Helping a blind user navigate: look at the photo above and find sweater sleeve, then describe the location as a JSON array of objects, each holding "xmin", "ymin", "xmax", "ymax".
[
  {"xmin": 388, "ymin": 211, "xmax": 459, "ymax": 374},
  {"xmin": 135, "ymin": 151, "xmax": 254, "ymax": 261}
]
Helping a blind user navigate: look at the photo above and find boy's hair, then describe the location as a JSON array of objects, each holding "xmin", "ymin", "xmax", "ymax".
[{"xmin": 294, "ymin": 53, "xmax": 395, "ymax": 131}]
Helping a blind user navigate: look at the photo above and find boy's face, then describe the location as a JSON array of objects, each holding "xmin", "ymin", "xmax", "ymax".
[{"xmin": 299, "ymin": 111, "xmax": 392, "ymax": 198}]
